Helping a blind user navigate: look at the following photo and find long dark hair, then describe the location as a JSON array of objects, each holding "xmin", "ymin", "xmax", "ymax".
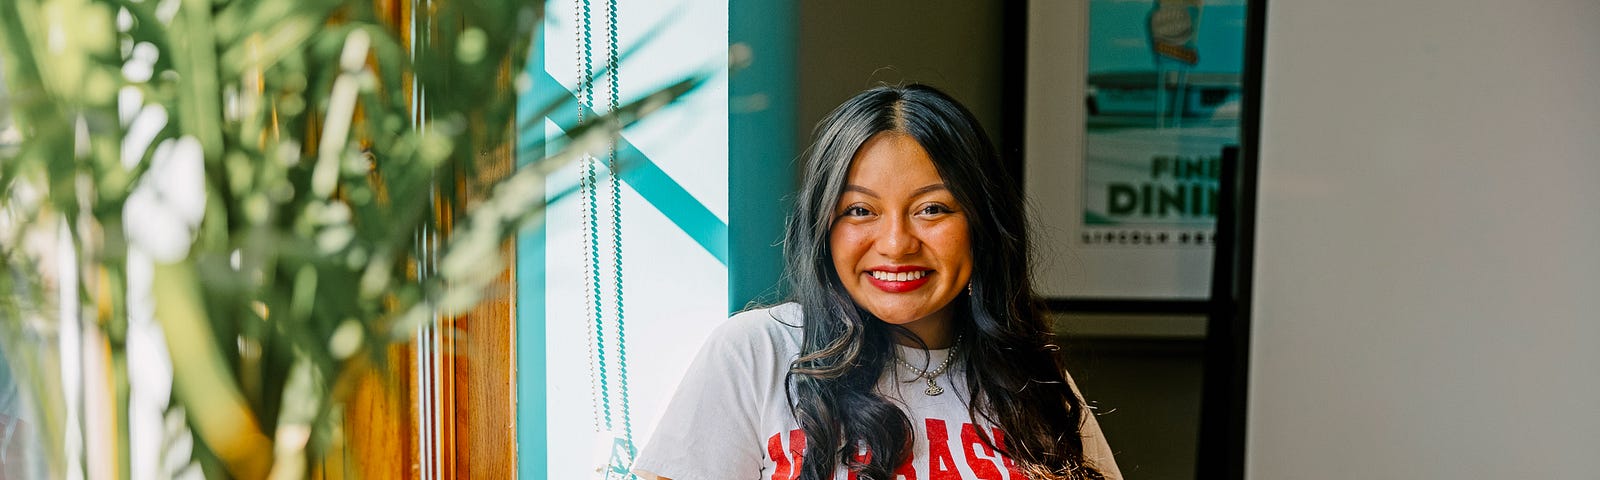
[{"xmin": 782, "ymin": 84, "xmax": 1104, "ymax": 480}]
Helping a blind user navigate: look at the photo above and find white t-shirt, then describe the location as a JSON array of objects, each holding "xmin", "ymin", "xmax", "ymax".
[{"xmin": 632, "ymin": 303, "xmax": 1121, "ymax": 480}]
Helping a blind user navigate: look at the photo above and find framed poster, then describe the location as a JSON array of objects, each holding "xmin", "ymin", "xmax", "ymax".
[{"xmin": 1024, "ymin": 0, "xmax": 1246, "ymax": 301}]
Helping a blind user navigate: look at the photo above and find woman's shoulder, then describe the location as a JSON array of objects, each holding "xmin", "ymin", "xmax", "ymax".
[
  {"xmin": 718, "ymin": 302, "xmax": 805, "ymax": 339},
  {"xmin": 708, "ymin": 302, "xmax": 805, "ymax": 354}
]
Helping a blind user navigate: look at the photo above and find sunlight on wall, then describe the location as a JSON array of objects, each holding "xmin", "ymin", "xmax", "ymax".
[{"xmin": 519, "ymin": 0, "xmax": 729, "ymax": 478}]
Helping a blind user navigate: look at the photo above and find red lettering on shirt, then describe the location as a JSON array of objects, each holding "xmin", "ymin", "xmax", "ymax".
[
  {"xmin": 763, "ymin": 421, "xmax": 1026, "ymax": 480},
  {"xmin": 992, "ymin": 427, "xmax": 1027, "ymax": 479},
  {"xmin": 960, "ymin": 423, "xmax": 1005, "ymax": 480},
  {"xmin": 789, "ymin": 429, "xmax": 807, "ymax": 476},
  {"xmin": 768, "ymin": 432, "xmax": 794, "ymax": 480},
  {"xmin": 925, "ymin": 419, "xmax": 962, "ymax": 480},
  {"xmin": 768, "ymin": 429, "xmax": 807, "ymax": 480},
  {"xmin": 893, "ymin": 448, "xmax": 921, "ymax": 480},
  {"xmin": 845, "ymin": 443, "xmax": 872, "ymax": 480}
]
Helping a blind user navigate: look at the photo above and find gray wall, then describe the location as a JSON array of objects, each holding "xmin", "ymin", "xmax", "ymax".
[
  {"xmin": 1249, "ymin": 1, "xmax": 1600, "ymax": 477},
  {"xmin": 796, "ymin": 0, "xmax": 1005, "ymax": 145}
]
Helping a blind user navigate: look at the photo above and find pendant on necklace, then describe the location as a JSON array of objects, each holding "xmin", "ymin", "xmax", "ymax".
[{"xmin": 924, "ymin": 378, "xmax": 944, "ymax": 396}]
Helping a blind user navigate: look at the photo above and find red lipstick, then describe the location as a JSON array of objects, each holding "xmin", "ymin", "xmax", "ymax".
[{"xmin": 864, "ymin": 266, "xmax": 933, "ymax": 293}]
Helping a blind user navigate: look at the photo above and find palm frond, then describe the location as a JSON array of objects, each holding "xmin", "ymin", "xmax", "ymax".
[{"xmin": 0, "ymin": 0, "xmax": 711, "ymax": 477}]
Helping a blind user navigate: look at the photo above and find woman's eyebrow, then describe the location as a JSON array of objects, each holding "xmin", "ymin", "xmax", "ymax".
[
  {"xmin": 842, "ymin": 184, "xmax": 879, "ymax": 197},
  {"xmin": 841, "ymin": 183, "xmax": 947, "ymax": 198},
  {"xmin": 910, "ymin": 183, "xmax": 948, "ymax": 197}
]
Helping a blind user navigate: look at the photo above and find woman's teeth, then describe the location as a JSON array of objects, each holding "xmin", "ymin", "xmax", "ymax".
[{"xmin": 870, "ymin": 270, "xmax": 928, "ymax": 282}]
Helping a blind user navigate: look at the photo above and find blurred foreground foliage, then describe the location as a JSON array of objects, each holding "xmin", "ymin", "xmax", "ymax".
[{"xmin": 0, "ymin": 0, "xmax": 706, "ymax": 477}]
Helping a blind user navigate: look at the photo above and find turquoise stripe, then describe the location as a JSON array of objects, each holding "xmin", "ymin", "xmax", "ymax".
[
  {"xmin": 515, "ymin": 24, "xmax": 548, "ymax": 480},
  {"xmin": 514, "ymin": 223, "xmax": 547, "ymax": 479},
  {"xmin": 533, "ymin": 72, "xmax": 730, "ymax": 267}
]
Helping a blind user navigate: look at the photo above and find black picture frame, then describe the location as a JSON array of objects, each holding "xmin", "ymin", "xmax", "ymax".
[{"xmin": 1196, "ymin": 0, "xmax": 1266, "ymax": 476}]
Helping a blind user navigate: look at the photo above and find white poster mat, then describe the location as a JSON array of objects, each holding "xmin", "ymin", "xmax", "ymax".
[{"xmin": 1025, "ymin": 0, "xmax": 1216, "ymax": 300}]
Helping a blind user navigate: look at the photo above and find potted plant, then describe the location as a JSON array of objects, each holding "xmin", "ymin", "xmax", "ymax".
[{"xmin": 0, "ymin": 0, "xmax": 707, "ymax": 477}]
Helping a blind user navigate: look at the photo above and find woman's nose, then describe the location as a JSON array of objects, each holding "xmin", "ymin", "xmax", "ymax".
[{"xmin": 875, "ymin": 215, "xmax": 919, "ymax": 257}]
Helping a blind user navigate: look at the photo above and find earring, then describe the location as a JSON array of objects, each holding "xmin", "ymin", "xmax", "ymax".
[{"xmin": 967, "ymin": 283, "xmax": 973, "ymax": 295}]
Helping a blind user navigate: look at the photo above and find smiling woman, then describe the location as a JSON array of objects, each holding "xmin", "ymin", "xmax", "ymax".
[
  {"xmin": 632, "ymin": 84, "xmax": 1121, "ymax": 480},
  {"xmin": 829, "ymin": 132, "xmax": 973, "ymax": 349}
]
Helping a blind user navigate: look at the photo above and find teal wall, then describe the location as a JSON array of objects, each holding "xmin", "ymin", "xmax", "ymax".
[{"xmin": 728, "ymin": 0, "xmax": 798, "ymax": 312}]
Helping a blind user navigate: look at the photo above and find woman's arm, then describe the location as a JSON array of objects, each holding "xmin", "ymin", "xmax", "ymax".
[
  {"xmin": 1064, "ymin": 369, "xmax": 1123, "ymax": 479},
  {"xmin": 630, "ymin": 311, "xmax": 782, "ymax": 479}
]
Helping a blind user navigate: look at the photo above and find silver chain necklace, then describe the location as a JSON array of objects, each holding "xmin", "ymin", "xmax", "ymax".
[{"xmin": 894, "ymin": 334, "xmax": 962, "ymax": 396}]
